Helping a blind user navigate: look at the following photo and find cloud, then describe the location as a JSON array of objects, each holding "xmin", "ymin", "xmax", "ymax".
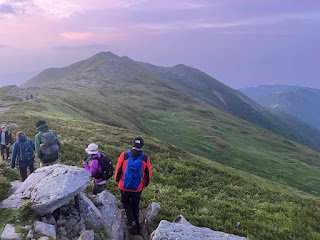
[
  {"xmin": 0, "ymin": 44, "xmax": 7, "ymax": 48},
  {"xmin": 52, "ymin": 43, "xmax": 109, "ymax": 51},
  {"xmin": 60, "ymin": 32, "xmax": 93, "ymax": 40},
  {"xmin": 0, "ymin": 4, "xmax": 15, "ymax": 14}
]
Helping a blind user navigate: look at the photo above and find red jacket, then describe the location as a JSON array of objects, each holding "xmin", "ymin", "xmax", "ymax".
[{"xmin": 115, "ymin": 150, "xmax": 152, "ymax": 192}]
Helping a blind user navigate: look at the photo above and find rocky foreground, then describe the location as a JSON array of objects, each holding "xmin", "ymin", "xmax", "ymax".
[{"xmin": 0, "ymin": 164, "xmax": 247, "ymax": 240}]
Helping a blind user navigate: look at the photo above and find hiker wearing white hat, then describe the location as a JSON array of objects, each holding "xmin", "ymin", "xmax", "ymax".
[
  {"xmin": 0, "ymin": 125, "xmax": 12, "ymax": 161},
  {"xmin": 83, "ymin": 143, "xmax": 114, "ymax": 195}
]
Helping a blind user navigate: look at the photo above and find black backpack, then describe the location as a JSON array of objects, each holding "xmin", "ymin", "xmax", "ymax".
[{"xmin": 92, "ymin": 154, "xmax": 114, "ymax": 180}]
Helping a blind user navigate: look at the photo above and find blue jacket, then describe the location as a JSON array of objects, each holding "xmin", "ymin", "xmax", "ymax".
[{"xmin": 11, "ymin": 136, "xmax": 35, "ymax": 168}]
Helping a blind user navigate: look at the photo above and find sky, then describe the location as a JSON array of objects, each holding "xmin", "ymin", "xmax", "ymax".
[{"xmin": 0, "ymin": 0, "xmax": 319, "ymax": 89}]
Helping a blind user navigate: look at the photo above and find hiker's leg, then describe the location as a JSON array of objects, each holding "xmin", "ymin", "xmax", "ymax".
[
  {"xmin": 92, "ymin": 184, "xmax": 98, "ymax": 195},
  {"xmin": 96, "ymin": 184, "xmax": 104, "ymax": 194},
  {"xmin": 1, "ymin": 145, "xmax": 5, "ymax": 160},
  {"xmin": 29, "ymin": 164, "xmax": 35, "ymax": 175},
  {"xmin": 19, "ymin": 167, "xmax": 28, "ymax": 181},
  {"xmin": 121, "ymin": 190, "xmax": 135, "ymax": 225},
  {"xmin": 5, "ymin": 146, "xmax": 10, "ymax": 159},
  {"xmin": 131, "ymin": 191, "xmax": 142, "ymax": 228}
]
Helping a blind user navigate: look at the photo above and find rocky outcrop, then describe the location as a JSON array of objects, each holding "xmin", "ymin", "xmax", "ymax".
[
  {"xmin": 92, "ymin": 191, "xmax": 124, "ymax": 240},
  {"xmin": 34, "ymin": 221, "xmax": 56, "ymax": 238},
  {"xmin": 139, "ymin": 202, "xmax": 161, "ymax": 240},
  {"xmin": 0, "ymin": 164, "xmax": 91, "ymax": 215},
  {"xmin": 151, "ymin": 215, "xmax": 248, "ymax": 240},
  {"xmin": 79, "ymin": 193, "xmax": 103, "ymax": 229},
  {"xmin": 0, "ymin": 224, "xmax": 22, "ymax": 240}
]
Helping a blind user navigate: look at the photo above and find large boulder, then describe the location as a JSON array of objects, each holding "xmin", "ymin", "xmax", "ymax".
[
  {"xmin": 79, "ymin": 193, "xmax": 103, "ymax": 229},
  {"xmin": 1, "ymin": 224, "xmax": 22, "ymax": 240},
  {"xmin": 151, "ymin": 215, "xmax": 248, "ymax": 240},
  {"xmin": 0, "ymin": 164, "xmax": 91, "ymax": 215},
  {"xmin": 8, "ymin": 180, "xmax": 22, "ymax": 196},
  {"xmin": 139, "ymin": 202, "xmax": 161, "ymax": 240},
  {"xmin": 92, "ymin": 191, "xmax": 124, "ymax": 240}
]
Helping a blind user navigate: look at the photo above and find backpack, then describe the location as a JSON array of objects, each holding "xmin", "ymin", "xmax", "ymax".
[
  {"xmin": 92, "ymin": 154, "xmax": 114, "ymax": 180},
  {"xmin": 123, "ymin": 151, "xmax": 145, "ymax": 190},
  {"xmin": 19, "ymin": 140, "xmax": 34, "ymax": 162},
  {"xmin": 40, "ymin": 131, "xmax": 59, "ymax": 155}
]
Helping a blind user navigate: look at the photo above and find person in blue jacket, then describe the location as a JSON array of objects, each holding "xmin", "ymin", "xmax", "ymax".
[{"xmin": 11, "ymin": 131, "xmax": 35, "ymax": 181}]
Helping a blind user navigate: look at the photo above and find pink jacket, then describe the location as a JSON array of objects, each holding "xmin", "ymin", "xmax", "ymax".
[{"xmin": 83, "ymin": 153, "xmax": 104, "ymax": 183}]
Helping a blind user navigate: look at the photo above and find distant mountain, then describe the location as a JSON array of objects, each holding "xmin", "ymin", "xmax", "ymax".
[
  {"xmin": 0, "ymin": 71, "xmax": 40, "ymax": 87},
  {"xmin": 240, "ymin": 85, "xmax": 320, "ymax": 131}
]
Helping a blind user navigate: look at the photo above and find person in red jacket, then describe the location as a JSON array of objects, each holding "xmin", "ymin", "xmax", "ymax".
[{"xmin": 115, "ymin": 137, "xmax": 152, "ymax": 235}]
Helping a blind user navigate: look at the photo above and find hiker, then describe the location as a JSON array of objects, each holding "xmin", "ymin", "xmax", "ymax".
[
  {"xmin": 30, "ymin": 94, "xmax": 33, "ymax": 100},
  {"xmin": 115, "ymin": 137, "xmax": 152, "ymax": 235},
  {"xmin": 0, "ymin": 125, "xmax": 12, "ymax": 161},
  {"xmin": 11, "ymin": 131, "xmax": 35, "ymax": 181},
  {"xmin": 83, "ymin": 143, "xmax": 114, "ymax": 195},
  {"xmin": 35, "ymin": 120, "xmax": 60, "ymax": 167}
]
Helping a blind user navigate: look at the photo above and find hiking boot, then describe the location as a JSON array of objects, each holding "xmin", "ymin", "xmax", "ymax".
[{"xmin": 131, "ymin": 221, "xmax": 138, "ymax": 235}]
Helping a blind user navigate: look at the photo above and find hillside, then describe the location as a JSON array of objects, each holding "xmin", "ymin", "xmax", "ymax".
[
  {"xmin": 16, "ymin": 52, "xmax": 320, "ymax": 197},
  {"xmin": 0, "ymin": 102, "xmax": 319, "ymax": 240},
  {"xmin": 240, "ymin": 85, "xmax": 320, "ymax": 131},
  {"xmin": 22, "ymin": 52, "xmax": 319, "ymax": 152}
]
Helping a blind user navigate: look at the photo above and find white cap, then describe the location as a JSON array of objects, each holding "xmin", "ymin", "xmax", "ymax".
[
  {"xmin": 85, "ymin": 143, "xmax": 99, "ymax": 155},
  {"xmin": 1, "ymin": 125, "xmax": 6, "ymax": 129}
]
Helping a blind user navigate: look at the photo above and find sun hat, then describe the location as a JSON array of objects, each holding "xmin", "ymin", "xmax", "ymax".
[{"xmin": 85, "ymin": 143, "xmax": 99, "ymax": 155}]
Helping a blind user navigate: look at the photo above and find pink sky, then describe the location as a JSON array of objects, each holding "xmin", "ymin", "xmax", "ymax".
[{"xmin": 0, "ymin": 0, "xmax": 319, "ymax": 88}]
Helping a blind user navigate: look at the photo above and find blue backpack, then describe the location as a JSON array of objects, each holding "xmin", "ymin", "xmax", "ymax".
[
  {"xmin": 19, "ymin": 140, "xmax": 34, "ymax": 162},
  {"xmin": 123, "ymin": 151, "xmax": 145, "ymax": 190}
]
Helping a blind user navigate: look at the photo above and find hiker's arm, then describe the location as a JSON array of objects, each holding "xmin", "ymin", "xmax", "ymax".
[
  {"xmin": 35, "ymin": 135, "xmax": 42, "ymax": 158},
  {"xmin": 55, "ymin": 132, "xmax": 61, "ymax": 149},
  {"xmin": 11, "ymin": 143, "xmax": 17, "ymax": 168},
  {"xmin": 115, "ymin": 152, "xmax": 125, "ymax": 183},
  {"xmin": 144, "ymin": 156, "xmax": 152, "ymax": 188},
  {"xmin": 88, "ymin": 159, "xmax": 100, "ymax": 176},
  {"xmin": 7, "ymin": 132, "xmax": 12, "ymax": 144}
]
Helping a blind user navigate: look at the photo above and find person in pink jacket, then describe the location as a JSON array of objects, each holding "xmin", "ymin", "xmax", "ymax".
[{"xmin": 83, "ymin": 143, "xmax": 106, "ymax": 195}]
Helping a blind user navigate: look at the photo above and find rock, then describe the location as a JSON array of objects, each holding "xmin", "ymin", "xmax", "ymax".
[
  {"xmin": 34, "ymin": 221, "xmax": 56, "ymax": 238},
  {"xmin": 7, "ymin": 123, "xmax": 19, "ymax": 128},
  {"xmin": 8, "ymin": 180, "xmax": 22, "ymax": 196},
  {"xmin": 150, "ymin": 215, "xmax": 248, "ymax": 240},
  {"xmin": 139, "ymin": 202, "xmax": 161, "ymax": 240},
  {"xmin": 78, "ymin": 230, "xmax": 94, "ymax": 240},
  {"xmin": 38, "ymin": 237, "xmax": 49, "ymax": 240},
  {"xmin": 173, "ymin": 214, "xmax": 192, "ymax": 226},
  {"xmin": 26, "ymin": 230, "xmax": 33, "ymax": 240},
  {"xmin": 79, "ymin": 193, "xmax": 103, "ymax": 229},
  {"xmin": 1, "ymin": 224, "xmax": 22, "ymax": 240},
  {"xmin": 57, "ymin": 219, "xmax": 67, "ymax": 227},
  {"xmin": 64, "ymin": 218, "xmax": 78, "ymax": 231},
  {"xmin": 0, "ymin": 164, "xmax": 91, "ymax": 215},
  {"xmin": 23, "ymin": 225, "xmax": 32, "ymax": 230},
  {"xmin": 92, "ymin": 191, "xmax": 124, "ymax": 240},
  {"xmin": 59, "ymin": 227, "xmax": 68, "ymax": 237},
  {"xmin": 41, "ymin": 217, "xmax": 48, "ymax": 224},
  {"xmin": 46, "ymin": 214, "xmax": 57, "ymax": 228}
]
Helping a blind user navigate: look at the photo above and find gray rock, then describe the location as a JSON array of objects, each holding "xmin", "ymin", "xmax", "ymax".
[
  {"xmin": 38, "ymin": 237, "xmax": 49, "ymax": 240},
  {"xmin": 1, "ymin": 224, "xmax": 22, "ymax": 240},
  {"xmin": 139, "ymin": 202, "xmax": 161, "ymax": 240},
  {"xmin": 174, "ymin": 214, "xmax": 192, "ymax": 226},
  {"xmin": 64, "ymin": 218, "xmax": 78, "ymax": 231},
  {"xmin": 59, "ymin": 227, "xmax": 67, "ymax": 237},
  {"xmin": 150, "ymin": 215, "xmax": 248, "ymax": 240},
  {"xmin": 26, "ymin": 230, "xmax": 33, "ymax": 240},
  {"xmin": 92, "ymin": 191, "xmax": 124, "ymax": 240},
  {"xmin": 23, "ymin": 225, "xmax": 32, "ymax": 230},
  {"xmin": 41, "ymin": 217, "xmax": 48, "ymax": 224},
  {"xmin": 0, "ymin": 164, "xmax": 91, "ymax": 215},
  {"xmin": 78, "ymin": 230, "xmax": 94, "ymax": 240},
  {"xmin": 8, "ymin": 180, "xmax": 22, "ymax": 196},
  {"xmin": 34, "ymin": 221, "xmax": 56, "ymax": 238},
  {"xmin": 7, "ymin": 123, "xmax": 19, "ymax": 128},
  {"xmin": 79, "ymin": 193, "xmax": 103, "ymax": 229},
  {"xmin": 57, "ymin": 219, "xmax": 67, "ymax": 227},
  {"xmin": 46, "ymin": 214, "xmax": 56, "ymax": 228}
]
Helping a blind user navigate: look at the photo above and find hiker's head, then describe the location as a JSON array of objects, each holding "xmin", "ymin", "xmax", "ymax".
[
  {"xmin": 132, "ymin": 137, "xmax": 144, "ymax": 150},
  {"xmin": 36, "ymin": 120, "xmax": 46, "ymax": 128},
  {"xmin": 1, "ymin": 125, "xmax": 6, "ymax": 132},
  {"xmin": 16, "ymin": 131, "xmax": 25, "ymax": 139},
  {"xmin": 85, "ymin": 143, "xmax": 99, "ymax": 155}
]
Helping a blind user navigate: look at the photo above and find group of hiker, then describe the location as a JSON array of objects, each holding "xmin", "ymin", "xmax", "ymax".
[{"xmin": 4, "ymin": 120, "xmax": 152, "ymax": 236}]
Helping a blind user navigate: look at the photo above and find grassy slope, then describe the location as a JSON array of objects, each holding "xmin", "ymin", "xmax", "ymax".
[{"xmin": 0, "ymin": 101, "xmax": 319, "ymax": 240}]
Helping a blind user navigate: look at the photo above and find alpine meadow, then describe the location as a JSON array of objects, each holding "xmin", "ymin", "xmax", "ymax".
[{"xmin": 0, "ymin": 52, "xmax": 319, "ymax": 240}]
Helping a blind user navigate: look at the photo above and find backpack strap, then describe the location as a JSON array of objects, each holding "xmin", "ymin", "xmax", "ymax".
[{"xmin": 126, "ymin": 150, "xmax": 131, "ymax": 158}]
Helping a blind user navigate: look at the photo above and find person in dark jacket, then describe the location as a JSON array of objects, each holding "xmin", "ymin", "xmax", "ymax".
[
  {"xmin": 115, "ymin": 137, "xmax": 152, "ymax": 235},
  {"xmin": 35, "ymin": 120, "xmax": 60, "ymax": 167},
  {"xmin": 11, "ymin": 131, "xmax": 35, "ymax": 181},
  {"xmin": 0, "ymin": 125, "xmax": 12, "ymax": 161}
]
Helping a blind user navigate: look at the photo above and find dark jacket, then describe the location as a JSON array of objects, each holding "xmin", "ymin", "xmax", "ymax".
[
  {"xmin": 115, "ymin": 149, "xmax": 152, "ymax": 192},
  {"xmin": 11, "ymin": 136, "xmax": 35, "ymax": 168},
  {"xmin": 0, "ymin": 131, "xmax": 12, "ymax": 145},
  {"xmin": 35, "ymin": 124, "xmax": 60, "ymax": 163}
]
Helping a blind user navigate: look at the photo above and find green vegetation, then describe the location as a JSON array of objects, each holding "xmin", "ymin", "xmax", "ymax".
[{"xmin": 0, "ymin": 102, "xmax": 319, "ymax": 240}]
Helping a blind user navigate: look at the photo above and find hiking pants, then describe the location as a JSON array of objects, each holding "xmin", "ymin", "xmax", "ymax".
[
  {"xmin": 19, "ymin": 164, "xmax": 35, "ymax": 181},
  {"xmin": 40, "ymin": 159, "xmax": 59, "ymax": 168},
  {"xmin": 120, "ymin": 190, "xmax": 142, "ymax": 227},
  {"xmin": 1, "ymin": 145, "xmax": 10, "ymax": 160},
  {"xmin": 92, "ymin": 183, "xmax": 104, "ymax": 195}
]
